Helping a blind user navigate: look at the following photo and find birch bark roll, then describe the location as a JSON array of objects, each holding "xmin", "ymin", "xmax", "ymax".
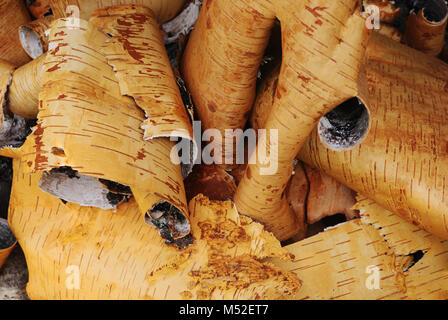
[
  {"xmin": 8, "ymin": 150, "xmax": 300, "ymax": 299},
  {"xmin": 233, "ymin": 0, "xmax": 370, "ymax": 241},
  {"xmin": 404, "ymin": 0, "xmax": 448, "ymax": 56},
  {"xmin": 298, "ymin": 32, "xmax": 448, "ymax": 240},
  {"xmin": 23, "ymin": 18, "xmax": 193, "ymax": 242},
  {"xmin": 7, "ymin": 53, "xmax": 46, "ymax": 119}
]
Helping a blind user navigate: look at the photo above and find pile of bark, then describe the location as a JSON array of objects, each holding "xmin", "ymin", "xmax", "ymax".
[{"xmin": 0, "ymin": 0, "xmax": 447, "ymax": 300}]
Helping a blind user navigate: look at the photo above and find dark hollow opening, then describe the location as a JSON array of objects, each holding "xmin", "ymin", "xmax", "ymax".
[
  {"xmin": 146, "ymin": 201, "xmax": 192, "ymax": 249},
  {"xmin": 0, "ymin": 220, "xmax": 16, "ymax": 250},
  {"xmin": 413, "ymin": 0, "xmax": 448, "ymax": 22},
  {"xmin": 305, "ymin": 213, "xmax": 348, "ymax": 238},
  {"xmin": 318, "ymin": 97, "xmax": 370, "ymax": 150}
]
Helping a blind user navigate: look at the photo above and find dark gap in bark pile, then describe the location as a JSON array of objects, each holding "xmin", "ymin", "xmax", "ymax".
[
  {"xmin": 0, "ymin": 219, "xmax": 15, "ymax": 249},
  {"xmin": 146, "ymin": 201, "xmax": 193, "ymax": 249},
  {"xmin": 318, "ymin": 97, "xmax": 370, "ymax": 150}
]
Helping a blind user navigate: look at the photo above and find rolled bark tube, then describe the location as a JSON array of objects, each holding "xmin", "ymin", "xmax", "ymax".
[
  {"xmin": 404, "ymin": 0, "xmax": 448, "ymax": 56},
  {"xmin": 181, "ymin": 0, "xmax": 276, "ymax": 167},
  {"xmin": 89, "ymin": 5, "xmax": 195, "ymax": 144},
  {"xmin": 19, "ymin": 15, "xmax": 55, "ymax": 59},
  {"xmin": 49, "ymin": 0, "xmax": 186, "ymax": 23},
  {"xmin": 8, "ymin": 154, "xmax": 300, "ymax": 298},
  {"xmin": 269, "ymin": 197, "xmax": 448, "ymax": 300},
  {"xmin": 22, "ymin": 17, "xmax": 195, "ymax": 243},
  {"xmin": 29, "ymin": 0, "xmax": 51, "ymax": 19},
  {"xmin": 0, "ymin": 0, "xmax": 32, "ymax": 66},
  {"xmin": 7, "ymin": 53, "xmax": 46, "ymax": 119},
  {"xmin": 0, "ymin": 218, "xmax": 17, "ymax": 270},
  {"xmin": 298, "ymin": 32, "xmax": 448, "ymax": 240},
  {"xmin": 230, "ymin": 0, "xmax": 370, "ymax": 241}
]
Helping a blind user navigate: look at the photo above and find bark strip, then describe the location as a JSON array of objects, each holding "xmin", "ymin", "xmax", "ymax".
[{"xmin": 299, "ymin": 32, "xmax": 448, "ymax": 240}]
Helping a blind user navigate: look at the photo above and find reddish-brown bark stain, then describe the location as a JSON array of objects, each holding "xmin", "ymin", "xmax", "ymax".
[
  {"xmin": 115, "ymin": 13, "xmax": 150, "ymax": 63},
  {"xmin": 206, "ymin": 0, "xmax": 213, "ymax": 11},
  {"xmin": 54, "ymin": 31, "xmax": 67, "ymax": 37},
  {"xmin": 137, "ymin": 148, "xmax": 146, "ymax": 160},
  {"xmin": 208, "ymin": 102, "xmax": 217, "ymax": 113},
  {"xmin": 276, "ymin": 84, "xmax": 286, "ymax": 99},
  {"xmin": 305, "ymin": 6, "xmax": 328, "ymax": 19},
  {"xmin": 51, "ymin": 43, "xmax": 68, "ymax": 55},
  {"xmin": 298, "ymin": 74, "xmax": 311, "ymax": 83},
  {"xmin": 34, "ymin": 122, "xmax": 48, "ymax": 171},
  {"xmin": 246, "ymin": 166, "xmax": 252, "ymax": 179},
  {"xmin": 47, "ymin": 59, "xmax": 67, "ymax": 72},
  {"xmin": 207, "ymin": 16, "xmax": 213, "ymax": 29}
]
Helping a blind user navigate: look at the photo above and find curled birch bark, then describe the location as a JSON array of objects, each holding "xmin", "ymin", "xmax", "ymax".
[
  {"xmin": 181, "ymin": 0, "xmax": 275, "ymax": 166},
  {"xmin": 231, "ymin": 0, "xmax": 369, "ymax": 240},
  {"xmin": 269, "ymin": 196, "xmax": 448, "ymax": 300},
  {"xmin": 89, "ymin": 5, "xmax": 195, "ymax": 145},
  {"xmin": 0, "ymin": 218, "xmax": 16, "ymax": 270},
  {"xmin": 404, "ymin": 0, "xmax": 448, "ymax": 56},
  {"xmin": 0, "ymin": 0, "xmax": 32, "ymax": 66},
  {"xmin": 19, "ymin": 15, "xmax": 55, "ymax": 59},
  {"xmin": 7, "ymin": 53, "xmax": 46, "ymax": 119},
  {"xmin": 49, "ymin": 0, "xmax": 186, "ymax": 23},
  {"xmin": 23, "ymin": 18, "xmax": 193, "ymax": 244},
  {"xmin": 8, "ymin": 152, "xmax": 300, "ymax": 299},
  {"xmin": 298, "ymin": 32, "xmax": 448, "ymax": 240}
]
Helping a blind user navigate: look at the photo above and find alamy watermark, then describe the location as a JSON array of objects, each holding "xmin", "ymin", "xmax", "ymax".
[
  {"xmin": 65, "ymin": 265, "xmax": 80, "ymax": 290},
  {"xmin": 363, "ymin": 4, "xmax": 381, "ymax": 30},
  {"xmin": 169, "ymin": 121, "xmax": 279, "ymax": 175},
  {"xmin": 365, "ymin": 265, "xmax": 381, "ymax": 290}
]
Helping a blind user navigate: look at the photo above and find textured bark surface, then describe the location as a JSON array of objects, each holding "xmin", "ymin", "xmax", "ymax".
[
  {"xmin": 90, "ymin": 6, "xmax": 195, "ymax": 144},
  {"xmin": 299, "ymin": 32, "xmax": 448, "ymax": 240},
  {"xmin": 0, "ymin": 0, "xmax": 31, "ymax": 66},
  {"xmin": 270, "ymin": 197, "xmax": 448, "ymax": 300},
  {"xmin": 231, "ymin": 0, "xmax": 370, "ymax": 240},
  {"xmin": 7, "ymin": 53, "xmax": 46, "ymax": 119},
  {"xmin": 49, "ymin": 0, "xmax": 186, "ymax": 23},
  {"xmin": 8, "ymin": 156, "xmax": 300, "ymax": 299},
  {"xmin": 181, "ymin": 0, "xmax": 275, "ymax": 167},
  {"xmin": 23, "ymin": 18, "xmax": 191, "ymax": 239}
]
